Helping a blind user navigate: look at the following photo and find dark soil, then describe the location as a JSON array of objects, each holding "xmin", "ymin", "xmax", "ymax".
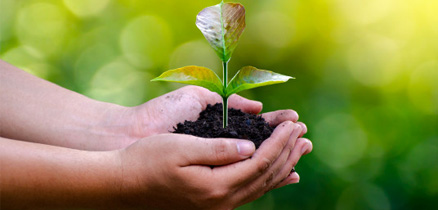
[{"xmin": 173, "ymin": 103, "xmax": 274, "ymax": 148}]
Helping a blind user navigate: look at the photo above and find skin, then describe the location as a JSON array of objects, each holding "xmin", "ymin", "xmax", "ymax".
[{"xmin": 0, "ymin": 59, "xmax": 313, "ymax": 209}]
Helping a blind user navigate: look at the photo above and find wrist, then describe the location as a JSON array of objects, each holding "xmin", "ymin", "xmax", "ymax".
[
  {"xmin": 99, "ymin": 102, "xmax": 162, "ymax": 147},
  {"xmin": 86, "ymin": 98, "xmax": 162, "ymax": 150},
  {"xmin": 86, "ymin": 150, "xmax": 125, "ymax": 208},
  {"xmin": 92, "ymin": 102, "xmax": 139, "ymax": 150},
  {"xmin": 65, "ymin": 149, "xmax": 124, "ymax": 209}
]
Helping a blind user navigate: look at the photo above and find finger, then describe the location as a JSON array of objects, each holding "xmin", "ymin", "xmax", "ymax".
[
  {"xmin": 235, "ymin": 123, "xmax": 302, "ymax": 199},
  {"xmin": 296, "ymin": 122, "xmax": 307, "ymax": 137},
  {"xmin": 263, "ymin": 124, "xmax": 303, "ymax": 188},
  {"xmin": 216, "ymin": 121, "xmax": 294, "ymax": 188},
  {"xmin": 177, "ymin": 136, "xmax": 256, "ymax": 166},
  {"xmin": 217, "ymin": 123, "xmax": 297, "ymax": 207},
  {"xmin": 228, "ymin": 94, "xmax": 263, "ymax": 114},
  {"xmin": 300, "ymin": 138, "xmax": 313, "ymax": 155},
  {"xmin": 248, "ymin": 121, "xmax": 295, "ymax": 178},
  {"xmin": 233, "ymin": 135, "xmax": 308, "ymax": 204},
  {"xmin": 272, "ymin": 138, "xmax": 312, "ymax": 187},
  {"xmin": 274, "ymin": 172, "xmax": 300, "ymax": 189},
  {"xmin": 261, "ymin": 110, "xmax": 299, "ymax": 126}
]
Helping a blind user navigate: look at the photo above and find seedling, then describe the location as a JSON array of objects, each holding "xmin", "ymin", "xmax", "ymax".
[{"xmin": 152, "ymin": 1, "xmax": 293, "ymax": 128}]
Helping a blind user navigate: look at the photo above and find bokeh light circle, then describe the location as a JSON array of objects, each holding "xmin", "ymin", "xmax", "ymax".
[
  {"xmin": 63, "ymin": 0, "xmax": 109, "ymax": 17},
  {"xmin": 168, "ymin": 40, "xmax": 220, "ymax": 71},
  {"xmin": 73, "ymin": 43, "xmax": 117, "ymax": 90},
  {"xmin": 313, "ymin": 113, "xmax": 368, "ymax": 169},
  {"xmin": 336, "ymin": 183, "xmax": 391, "ymax": 210},
  {"xmin": 1, "ymin": 46, "xmax": 51, "ymax": 78},
  {"xmin": 86, "ymin": 59, "xmax": 147, "ymax": 106},
  {"xmin": 252, "ymin": 11, "xmax": 294, "ymax": 49},
  {"xmin": 0, "ymin": 0, "xmax": 19, "ymax": 42},
  {"xmin": 408, "ymin": 61, "xmax": 438, "ymax": 115},
  {"xmin": 399, "ymin": 138, "xmax": 438, "ymax": 195},
  {"xmin": 346, "ymin": 35, "xmax": 401, "ymax": 87},
  {"xmin": 334, "ymin": 0, "xmax": 392, "ymax": 25},
  {"xmin": 120, "ymin": 16, "xmax": 172, "ymax": 70},
  {"xmin": 15, "ymin": 2, "xmax": 68, "ymax": 57}
]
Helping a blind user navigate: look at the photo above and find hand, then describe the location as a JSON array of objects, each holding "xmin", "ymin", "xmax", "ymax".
[
  {"xmin": 115, "ymin": 121, "xmax": 312, "ymax": 210},
  {"xmin": 130, "ymin": 85, "xmax": 263, "ymax": 136},
  {"xmin": 120, "ymin": 85, "xmax": 305, "ymax": 148},
  {"xmin": 261, "ymin": 112, "xmax": 312, "ymax": 186}
]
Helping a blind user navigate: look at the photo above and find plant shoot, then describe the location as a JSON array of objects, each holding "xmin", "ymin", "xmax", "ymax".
[{"xmin": 152, "ymin": 1, "xmax": 293, "ymax": 128}]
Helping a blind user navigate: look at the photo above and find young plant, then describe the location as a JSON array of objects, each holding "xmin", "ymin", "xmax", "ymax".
[{"xmin": 152, "ymin": 1, "xmax": 293, "ymax": 128}]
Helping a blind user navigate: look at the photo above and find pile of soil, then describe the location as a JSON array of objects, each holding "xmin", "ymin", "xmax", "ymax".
[{"xmin": 173, "ymin": 103, "xmax": 274, "ymax": 148}]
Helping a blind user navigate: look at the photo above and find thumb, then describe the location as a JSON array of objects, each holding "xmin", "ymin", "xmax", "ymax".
[{"xmin": 180, "ymin": 138, "xmax": 256, "ymax": 166}]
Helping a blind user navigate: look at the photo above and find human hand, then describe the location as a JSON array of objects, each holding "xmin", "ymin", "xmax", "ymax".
[
  {"xmin": 130, "ymin": 86, "xmax": 263, "ymax": 136},
  {"xmin": 114, "ymin": 121, "xmax": 312, "ymax": 210},
  {"xmin": 118, "ymin": 86, "xmax": 306, "ymax": 148},
  {"xmin": 260, "ymin": 111, "xmax": 311, "ymax": 186}
]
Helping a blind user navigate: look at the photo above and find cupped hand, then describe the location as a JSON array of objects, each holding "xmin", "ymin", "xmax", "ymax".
[
  {"xmin": 126, "ymin": 86, "xmax": 306, "ymax": 142},
  {"xmin": 113, "ymin": 85, "xmax": 311, "ymax": 151},
  {"xmin": 130, "ymin": 86, "xmax": 263, "ymax": 138},
  {"xmin": 115, "ymin": 121, "xmax": 312, "ymax": 210}
]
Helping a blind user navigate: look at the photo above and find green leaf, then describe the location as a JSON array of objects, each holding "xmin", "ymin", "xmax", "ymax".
[
  {"xmin": 196, "ymin": 1, "xmax": 245, "ymax": 62},
  {"xmin": 151, "ymin": 66, "xmax": 224, "ymax": 96},
  {"xmin": 225, "ymin": 66, "xmax": 294, "ymax": 97}
]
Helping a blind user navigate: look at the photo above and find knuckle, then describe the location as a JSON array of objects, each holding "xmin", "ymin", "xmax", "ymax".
[
  {"xmin": 288, "ymin": 143, "xmax": 294, "ymax": 153},
  {"xmin": 281, "ymin": 134, "xmax": 290, "ymax": 148},
  {"xmin": 264, "ymin": 180, "xmax": 278, "ymax": 195},
  {"xmin": 285, "ymin": 140, "xmax": 295, "ymax": 155},
  {"xmin": 264, "ymin": 171, "xmax": 275, "ymax": 187},
  {"xmin": 257, "ymin": 157, "xmax": 272, "ymax": 173},
  {"xmin": 213, "ymin": 141, "xmax": 231, "ymax": 162}
]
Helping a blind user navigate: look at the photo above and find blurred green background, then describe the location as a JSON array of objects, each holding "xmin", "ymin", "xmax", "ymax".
[{"xmin": 1, "ymin": 0, "xmax": 437, "ymax": 209}]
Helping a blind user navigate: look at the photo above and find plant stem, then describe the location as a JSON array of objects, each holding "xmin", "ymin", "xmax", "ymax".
[
  {"xmin": 222, "ymin": 95, "xmax": 228, "ymax": 128},
  {"xmin": 222, "ymin": 61, "xmax": 229, "ymax": 128}
]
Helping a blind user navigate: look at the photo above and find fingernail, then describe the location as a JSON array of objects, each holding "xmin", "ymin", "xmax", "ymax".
[
  {"xmin": 288, "ymin": 172, "xmax": 300, "ymax": 185},
  {"xmin": 294, "ymin": 123, "xmax": 303, "ymax": 135},
  {"xmin": 301, "ymin": 139, "xmax": 311, "ymax": 155},
  {"xmin": 237, "ymin": 141, "xmax": 255, "ymax": 156}
]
